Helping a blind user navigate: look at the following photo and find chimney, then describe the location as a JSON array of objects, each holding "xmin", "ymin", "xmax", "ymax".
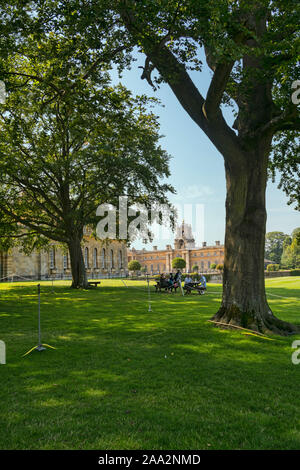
[
  {"xmin": 166, "ymin": 244, "xmax": 171, "ymax": 250},
  {"xmin": 202, "ymin": 242, "xmax": 207, "ymax": 247},
  {"xmin": 215, "ymin": 241, "xmax": 220, "ymax": 246},
  {"xmin": 153, "ymin": 246, "xmax": 157, "ymax": 251}
]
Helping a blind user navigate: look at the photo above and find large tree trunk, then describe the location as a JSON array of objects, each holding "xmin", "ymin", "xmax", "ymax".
[
  {"xmin": 212, "ymin": 147, "xmax": 298, "ymax": 335},
  {"xmin": 119, "ymin": 5, "xmax": 299, "ymax": 335},
  {"xmin": 68, "ymin": 236, "xmax": 88, "ymax": 289}
]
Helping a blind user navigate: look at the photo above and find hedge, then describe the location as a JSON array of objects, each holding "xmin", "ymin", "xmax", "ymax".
[
  {"xmin": 266, "ymin": 264, "xmax": 280, "ymax": 272},
  {"xmin": 152, "ymin": 273, "xmax": 212, "ymax": 282},
  {"xmin": 290, "ymin": 269, "xmax": 300, "ymax": 276}
]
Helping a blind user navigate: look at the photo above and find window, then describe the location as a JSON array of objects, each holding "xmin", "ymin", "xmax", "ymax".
[
  {"xmin": 63, "ymin": 254, "xmax": 68, "ymax": 270},
  {"xmin": 101, "ymin": 248, "xmax": 106, "ymax": 269},
  {"xmin": 208, "ymin": 261, "xmax": 211, "ymax": 268},
  {"xmin": 110, "ymin": 249, "xmax": 114, "ymax": 269},
  {"xmin": 93, "ymin": 248, "xmax": 98, "ymax": 269},
  {"xmin": 119, "ymin": 250, "xmax": 123, "ymax": 269},
  {"xmin": 84, "ymin": 247, "xmax": 89, "ymax": 268},
  {"xmin": 201, "ymin": 261, "xmax": 204, "ymax": 269},
  {"xmin": 50, "ymin": 247, "xmax": 55, "ymax": 269}
]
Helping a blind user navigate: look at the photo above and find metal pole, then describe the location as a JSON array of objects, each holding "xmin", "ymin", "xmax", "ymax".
[
  {"xmin": 22, "ymin": 284, "xmax": 56, "ymax": 356},
  {"xmin": 38, "ymin": 284, "xmax": 41, "ymax": 345},
  {"xmin": 36, "ymin": 284, "xmax": 45, "ymax": 351},
  {"xmin": 147, "ymin": 274, "xmax": 152, "ymax": 312}
]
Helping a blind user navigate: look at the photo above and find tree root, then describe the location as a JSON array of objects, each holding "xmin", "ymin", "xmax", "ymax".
[{"xmin": 211, "ymin": 305, "xmax": 299, "ymax": 336}]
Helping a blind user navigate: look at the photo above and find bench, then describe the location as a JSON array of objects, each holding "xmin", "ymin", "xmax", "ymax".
[
  {"xmin": 88, "ymin": 281, "xmax": 101, "ymax": 288},
  {"xmin": 183, "ymin": 282, "xmax": 206, "ymax": 295},
  {"xmin": 155, "ymin": 280, "xmax": 178, "ymax": 293}
]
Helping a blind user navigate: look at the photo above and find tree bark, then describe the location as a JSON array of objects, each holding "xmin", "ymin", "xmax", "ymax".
[
  {"xmin": 67, "ymin": 236, "xmax": 88, "ymax": 289},
  {"xmin": 211, "ymin": 146, "xmax": 298, "ymax": 335}
]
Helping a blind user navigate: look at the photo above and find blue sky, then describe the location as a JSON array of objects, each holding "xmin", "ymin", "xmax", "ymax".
[{"xmin": 112, "ymin": 50, "xmax": 299, "ymax": 249}]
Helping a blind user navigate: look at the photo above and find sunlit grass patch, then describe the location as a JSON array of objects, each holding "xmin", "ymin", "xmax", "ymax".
[{"xmin": 0, "ymin": 277, "xmax": 299, "ymax": 449}]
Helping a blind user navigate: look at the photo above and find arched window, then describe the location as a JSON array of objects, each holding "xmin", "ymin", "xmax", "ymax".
[
  {"xmin": 101, "ymin": 248, "xmax": 106, "ymax": 269},
  {"xmin": 110, "ymin": 249, "xmax": 114, "ymax": 269},
  {"xmin": 118, "ymin": 250, "xmax": 123, "ymax": 269},
  {"xmin": 84, "ymin": 247, "xmax": 89, "ymax": 268},
  {"xmin": 93, "ymin": 248, "xmax": 98, "ymax": 268},
  {"xmin": 50, "ymin": 247, "xmax": 55, "ymax": 269},
  {"xmin": 207, "ymin": 261, "xmax": 211, "ymax": 269},
  {"xmin": 201, "ymin": 261, "xmax": 204, "ymax": 269}
]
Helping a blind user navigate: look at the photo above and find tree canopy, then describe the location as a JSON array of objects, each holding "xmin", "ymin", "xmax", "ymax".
[
  {"xmin": 128, "ymin": 260, "xmax": 141, "ymax": 271},
  {"xmin": 265, "ymin": 231, "xmax": 288, "ymax": 265},
  {"xmin": 172, "ymin": 257, "xmax": 186, "ymax": 270},
  {"xmin": 0, "ymin": 34, "xmax": 174, "ymax": 287},
  {"xmin": 281, "ymin": 228, "xmax": 300, "ymax": 268}
]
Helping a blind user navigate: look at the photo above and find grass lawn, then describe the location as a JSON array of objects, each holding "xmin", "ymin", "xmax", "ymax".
[{"xmin": 0, "ymin": 277, "xmax": 299, "ymax": 450}]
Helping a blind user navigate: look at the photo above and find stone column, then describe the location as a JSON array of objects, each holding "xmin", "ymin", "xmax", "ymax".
[{"xmin": 186, "ymin": 250, "xmax": 191, "ymax": 273}]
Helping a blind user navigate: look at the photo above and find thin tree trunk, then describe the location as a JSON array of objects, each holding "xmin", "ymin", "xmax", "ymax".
[
  {"xmin": 68, "ymin": 236, "xmax": 88, "ymax": 289},
  {"xmin": 212, "ymin": 148, "xmax": 298, "ymax": 335}
]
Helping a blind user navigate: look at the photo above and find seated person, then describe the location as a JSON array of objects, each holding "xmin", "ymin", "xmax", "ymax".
[
  {"xmin": 184, "ymin": 275, "xmax": 193, "ymax": 287},
  {"xmin": 168, "ymin": 273, "xmax": 174, "ymax": 287},
  {"xmin": 199, "ymin": 274, "xmax": 207, "ymax": 289}
]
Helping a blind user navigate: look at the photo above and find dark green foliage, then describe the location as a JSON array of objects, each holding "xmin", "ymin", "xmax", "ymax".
[
  {"xmin": 128, "ymin": 260, "xmax": 141, "ymax": 271},
  {"xmin": 265, "ymin": 232, "xmax": 288, "ymax": 265},
  {"xmin": 266, "ymin": 264, "xmax": 280, "ymax": 272},
  {"xmin": 290, "ymin": 269, "xmax": 300, "ymax": 276},
  {"xmin": 171, "ymin": 257, "xmax": 186, "ymax": 270}
]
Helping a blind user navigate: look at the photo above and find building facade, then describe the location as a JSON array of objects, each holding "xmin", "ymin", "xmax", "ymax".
[
  {"xmin": 0, "ymin": 228, "xmax": 127, "ymax": 281},
  {"xmin": 128, "ymin": 222, "xmax": 224, "ymax": 274}
]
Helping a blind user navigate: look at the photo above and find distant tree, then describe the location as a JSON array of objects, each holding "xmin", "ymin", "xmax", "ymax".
[
  {"xmin": 292, "ymin": 228, "xmax": 300, "ymax": 240},
  {"xmin": 266, "ymin": 264, "xmax": 280, "ymax": 272},
  {"xmin": 216, "ymin": 264, "xmax": 224, "ymax": 271},
  {"xmin": 128, "ymin": 260, "xmax": 141, "ymax": 272},
  {"xmin": 172, "ymin": 257, "xmax": 186, "ymax": 270},
  {"xmin": 281, "ymin": 229, "xmax": 300, "ymax": 268},
  {"xmin": 210, "ymin": 263, "xmax": 217, "ymax": 270},
  {"xmin": 265, "ymin": 232, "xmax": 287, "ymax": 265},
  {"xmin": 192, "ymin": 264, "xmax": 199, "ymax": 272}
]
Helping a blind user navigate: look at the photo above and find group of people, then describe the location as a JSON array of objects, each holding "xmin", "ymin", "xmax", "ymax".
[
  {"xmin": 159, "ymin": 271, "xmax": 207, "ymax": 289},
  {"xmin": 184, "ymin": 273, "xmax": 207, "ymax": 289},
  {"xmin": 159, "ymin": 270, "xmax": 182, "ymax": 288}
]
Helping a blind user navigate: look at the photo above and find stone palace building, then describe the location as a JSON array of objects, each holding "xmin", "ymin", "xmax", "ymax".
[
  {"xmin": 0, "ymin": 222, "xmax": 226, "ymax": 281},
  {"xmin": 128, "ymin": 222, "xmax": 224, "ymax": 274},
  {"xmin": 0, "ymin": 227, "xmax": 127, "ymax": 281}
]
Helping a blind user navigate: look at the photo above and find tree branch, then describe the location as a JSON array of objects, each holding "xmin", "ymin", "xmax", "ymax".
[
  {"xmin": 120, "ymin": 3, "xmax": 242, "ymax": 163},
  {"xmin": 258, "ymin": 106, "xmax": 300, "ymax": 136},
  {"xmin": 203, "ymin": 61, "xmax": 235, "ymax": 119}
]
